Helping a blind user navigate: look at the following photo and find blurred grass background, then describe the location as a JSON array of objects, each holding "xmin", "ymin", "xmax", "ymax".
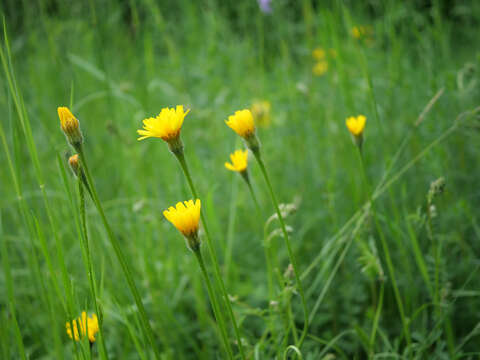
[{"xmin": 1, "ymin": 0, "xmax": 480, "ymax": 358}]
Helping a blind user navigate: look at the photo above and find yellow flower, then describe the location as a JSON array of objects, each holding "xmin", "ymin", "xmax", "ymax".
[
  {"xmin": 164, "ymin": 199, "xmax": 201, "ymax": 250},
  {"xmin": 225, "ymin": 109, "xmax": 255, "ymax": 139},
  {"xmin": 226, "ymin": 109, "xmax": 261, "ymax": 154},
  {"xmin": 313, "ymin": 61, "xmax": 328, "ymax": 76},
  {"xmin": 66, "ymin": 312, "xmax": 99, "ymax": 343},
  {"xmin": 312, "ymin": 47, "xmax": 326, "ymax": 60},
  {"xmin": 58, "ymin": 107, "xmax": 83, "ymax": 148},
  {"xmin": 351, "ymin": 26, "xmax": 362, "ymax": 39},
  {"xmin": 351, "ymin": 25, "xmax": 374, "ymax": 41},
  {"xmin": 137, "ymin": 105, "xmax": 189, "ymax": 142},
  {"xmin": 250, "ymin": 100, "xmax": 271, "ymax": 127},
  {"xmin": 225, "ymin": 149, "xmax": 248, "ymax": 172},
  {"xmin": 345, "ymin": 115, "xmax": 366, "ymax": 136}
]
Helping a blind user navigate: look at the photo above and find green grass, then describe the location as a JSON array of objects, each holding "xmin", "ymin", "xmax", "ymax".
[{"xmin": 1, "ymin": 0, "xmax": 480, "ymax": 358}]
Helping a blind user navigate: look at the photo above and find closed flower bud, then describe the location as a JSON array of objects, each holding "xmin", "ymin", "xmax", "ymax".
[
  {"xmin": 68, "ymin": 154, "xmax": 80, "ymax": 177},
  {"xmin": 58, "ymin": 107, "xmax": 83, "ymax": 149}
]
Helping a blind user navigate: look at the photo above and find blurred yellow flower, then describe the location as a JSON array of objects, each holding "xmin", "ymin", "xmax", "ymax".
[
  {"xmin": 312, "ymin": 47, "xmax": 326, "ymax": 60},
  {"xmin": 351, "ymin": 25, "xmax": 374, "ymax": 40},
  {"xmin": 225, "ymin": 109, "xmax": 255, "ymax": 139},
  {"xmin": 346, "ymin": 115, "xmax": 366, "ymax": 136},
  {"xmin": 164, "ymin": 199, "xmax": 201, "ymax": 239},
  {"xmin": 137, "ymin": 105, "xmax": 189, "ymax": 142},
  {"xmin": 313, "ymin": 61, "xmax": 328, "ymax": 76},
  {"xmin": 66, "ymin": 312, "xmax": 99, "ymax": 343},
  {"xmin": 225, "ymin": 149, "xmax": 248, "ymax": 172},
  {"xmin": 250, "ymin": 100, "xmax": 271, "ymax": 127},
  {"xmin": 58, "ymin": 106, "xmax": 83, "ymax": 148}
]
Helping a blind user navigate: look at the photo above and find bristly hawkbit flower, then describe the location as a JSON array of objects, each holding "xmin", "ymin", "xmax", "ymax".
[
  {"xmin": 58, "ymin": 107, "xmax": 83, "ymax": 149},
  {"xmin": 163, "ymin": 199, "xmax": 201, "ymax": 251},
  {"xmin": 312, "ymin": 47, "xmax": 326, "ymax": 61},
  {"xmin": 225, "ymin": 149, "xmax": 248, "ymax": 173},
  {"xmin": 313, "ymin": 61, "xmax": 328, "ymax": 76},
  {"xmin": 225, "ymin": 109, "xmax": 260, "ymax": 154},
  {"xmin": 351, "ymin": 25, "xmax": 374, "ymax": 45},
  {"xmin": 137, "ymin": 105, "xmax": 189, "ymax": 154},
  {"xmin": 66, "ymin": 312, "xmax": 99, "ymax": 343},
  {"xmin": 346, "ymin": 115, "xmax": 366, "ymax": 148},
  {"xmin": 225, "ymin": 149, "xmax": 250, "ymax": 183},
  {"xmin": 251, "ymin": 100, "xmax": 271, "ymax": 127}
]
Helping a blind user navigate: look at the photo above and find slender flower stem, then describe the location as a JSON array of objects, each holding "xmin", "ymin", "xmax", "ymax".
[
  {"xmin": 77, "ymin": 146, "xmax": 162, "ymax": 360},
  {"xmin": 244, "ymin": 176, "xmax": 262, "ymax": 216},
  {"xmin": 174, "ymin": 151, "xmax": 246, "ymax": 360},
  {"xmin": 78, "ymin": 181, "xmax": 109, "ymax": 360},
  {"xmin": 242, "ymin": 174, "xmax": 277, "ymax": 343},
  {"xmin": 369, "ymin": 280, "xmax": 384, "ymax": 355},
  {"xmin": 193, "ymin": 249, "xmax": 235, "ymax": 360},
  {"xmin": 356, "ymin": 148, "xmax": 411, "ymax": 348},
  {"xmin": 252, "ymin": 152, "xmax": 309, "ymax": 348}
]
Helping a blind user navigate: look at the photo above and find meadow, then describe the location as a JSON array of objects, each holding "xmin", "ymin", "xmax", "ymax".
[{"xmin": 1, "ymin": 0, "xmax": 480, "ymax": 359}]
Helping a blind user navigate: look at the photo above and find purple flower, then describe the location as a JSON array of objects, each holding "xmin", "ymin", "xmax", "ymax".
[{"xmin": 258, "ymin": 0, "xmax": 272, "ymax": 14}]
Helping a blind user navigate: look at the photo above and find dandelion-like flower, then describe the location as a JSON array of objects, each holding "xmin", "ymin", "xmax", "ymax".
[
  {"xmin": 225, "ymin": 109, "xmax": 260, "ymax": 153},
  {"xmin": 137, "ymin": 105, "xmax": 189, "ymax": 153},
  {"xmin": 312, "ymin": 48, "xmax": 326, "ymax": 61},
  {"xmin": 163, "ymin": 199, "xmax": 202, "ymax": 251},
  {"xmin": 251, "ymin": 100, "xmax": 271, "ymax": 127},
  {"xmin": 66, "ymin": 312, "xmax": 99, "ymax": 343},
  {"xmin": 225, "ymin": 149, "xmax": 248, "ymax": 173},
  {"xmin": 313, "ymin": 61, "xmax": 328, "ymax": 76},
  {"xmin": 58, "ymin": 107, "xmax": 83, "ymax": 149},
  {"xmin": 346, "ymin": 115, "xmax": 366, "ymax": 148},
  {"xmin": 351, "ymin": 25, "xmax": 374, "ymax": 44}
]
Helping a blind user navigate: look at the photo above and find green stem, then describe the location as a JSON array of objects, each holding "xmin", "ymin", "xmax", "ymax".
[
  {"xmin": 1, "ymin": 220, "xmax": 27, "ymax": 360},
  {"xmin": 369, "ymin": 280, "xmax": 384, "ymax": 355},
  {"xmin": 193, "ymin": 249, "xmax": 235, "ymax": 360},
  {"xmin": 243, "ymin": 174, "xmax": 277, "ymax": 347},
  {"xmin": 78, "ymin": 181, "xmax": 109, "ymax": 359},
  {"xmin": 356, "ymin": 148, "xmax": 411, "ymax": 348},
  {"xmin": 175, "ymin": 151, "xmax": 246, "ymax": 360},
  {"xmin": 244, "ymin": 175, "xmax": 262, "ymax": 216},
  {"xmin": 253, "ymin": 152, "xmax": 309, "ymax": 348},
  {"xmin": 77, "ymin": 147, "xmax": 162, "ymax": 360}
]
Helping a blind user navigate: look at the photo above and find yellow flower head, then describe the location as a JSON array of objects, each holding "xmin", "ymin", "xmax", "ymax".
[
  {"xmin": 312, "ymin": 47, "xmax": 326, "ymax": 60},
  {"xmin": 346, "ymin": 115, "xmax": 367, "ymax": 136},
  {"xmin": 137, "ymin": 105, "xmax": 189, "ymax": 142},
  {"xmin": 164, "ymin": 199, "xmax": 201, "ymax": 242},
  {"xmin": 225, "ymin": 149, "xmax": 248, "ymax": 173},
  {"xmin": 313, "ymin": 61, "xmax": 328, "ymax": 76},
  {"xmin": 351, "ymin": 25, "xmax": 374, "ymax": 41},
  {"xmin": 225, "ymin": 109, "xmax": 255, "ymax": 139},
  {"xmin": 58, "ymin": 106, "xmax": 83, "ymax": 148},
  {"xmin": 250, "ymin": 100, "xmax": 271, "ymax": 127},
  {"xmin": 66, "ymin": 312, "xmax": 99, "ymax": 343},
  {"xmin": 68, "ymin": 154, "xmax": 80, "ymax": 177}
]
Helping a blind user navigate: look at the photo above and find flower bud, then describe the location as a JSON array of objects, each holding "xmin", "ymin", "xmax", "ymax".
[
  {"xmin": 58, "ymin": 107, "xmax": 83, "ymax": 149},
  {"xmin": 68, "ymin": 154, "xmax": 80, "ymax": 177}
]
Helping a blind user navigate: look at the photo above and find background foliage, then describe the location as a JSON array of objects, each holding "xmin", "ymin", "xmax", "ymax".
[{"xmin": 1, "ymin": 0, "xmax": 480, "ymax": 359}]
